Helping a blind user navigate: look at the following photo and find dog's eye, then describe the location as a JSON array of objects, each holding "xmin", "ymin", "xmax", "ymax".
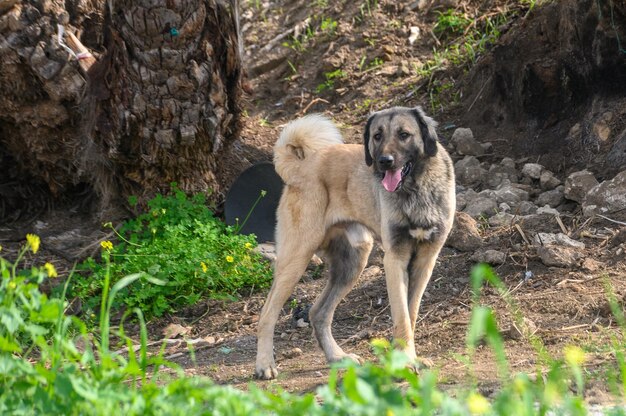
[
  {"xmin": 399, "ymin": 132, "xmax": 410, "ymax": 141},
  {"xmin": 373, "ymin": 133, "xmax": 382, "ymax": 141}
]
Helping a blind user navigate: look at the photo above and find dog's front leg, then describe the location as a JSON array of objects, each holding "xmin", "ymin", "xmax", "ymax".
[
  {"xmin": 405, "ymin": 241, "xmax": 445, "ymax": 369},
  {"xmin": 382, "ymin": 250, "xmax": 417, "ymax": 361}
]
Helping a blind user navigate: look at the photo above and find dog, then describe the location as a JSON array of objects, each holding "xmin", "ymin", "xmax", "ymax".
[{"xmin": 255, "ymin": 106, "xmax": 456, "ymax": 379}]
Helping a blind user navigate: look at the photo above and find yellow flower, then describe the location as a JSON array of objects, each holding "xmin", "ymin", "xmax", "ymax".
[
  {"xmin": 8, "ymin": 281, "xmax": 16, "ymax": 290},
  {"xmin": 201, "ymin": 262, "xmax": 208, "ymax": 273},
  {"xmin": 467, "ymin": 392, "xmax": 490, "ymax": 415},
  {"xmin": 564, "ymin": 345, "xmax": 586, "ymax": 366},
  {"xmin": 543, "ymin": 381, "xmax": 561, "ymax": 406},
  {"xmin": 244, "ymin": 242, "xmax": 253, "ymax": 249},
  {"xmin": 44, "ymin": 262, "xmax": 58, "ymax": 278},
  {"xmin": 26, "ymin": 234, "xmax": 40, "ymax": 254},
  {"xmin": 0, "ymin": 244, "xmax": 2, "ymax": 252},
  {"xmin": 226, "ymin": 255, "xmax": 234, "ymax": 263},
  {"xmin": 100, "ymin": 240, "xmax": 113, "ymax": 251}
]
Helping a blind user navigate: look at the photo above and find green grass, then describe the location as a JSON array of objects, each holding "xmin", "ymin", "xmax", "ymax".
[
  {"xmin": 69, "ymin": 184, "xmax": 272, "ymax": 318},
  {"xmin": 413, "ymin": 3, "xmax": 529, "ymax": 111},
  {"xmin": 2, "ymin": 237, "xmax": 626, "ymax": 414}
]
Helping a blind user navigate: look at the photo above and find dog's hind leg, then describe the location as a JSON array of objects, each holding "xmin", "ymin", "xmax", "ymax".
[
  {"xmin": 309, "ymin": 223, "xmax": 373, "ymax": 364},
  {"xmin": 255, "ymin": 242, "xmax": 320, "ymax": 379}
]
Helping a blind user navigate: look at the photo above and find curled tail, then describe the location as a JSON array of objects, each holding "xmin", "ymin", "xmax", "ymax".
[{"xmin": 273, "ymin": 114, "xmax": 343, "ymax": 185}]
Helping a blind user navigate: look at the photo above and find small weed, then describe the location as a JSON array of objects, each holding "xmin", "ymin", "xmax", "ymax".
[
  {"xmin": 364, "ymin": 37, "xmax": 376, "ymax": 47},
  {"xmin": 368, "ymin": 57, "xmax": 384, "ymax": 70},
  {"xmin": 315, "ymin": 0, "xmax": 329, "ymax": 8},
  {"xmin": 285, "ymin": 60, "xmax": 299, "ymax": 81},
  {"xmin": 433, "ymin": 9, "xmax": 472, "ymax": 37},
  {"xmin": 358, "ymin": 55, "xmax": 367, "ymax": 71},
  {"xmin": 316, "ymin": 68, "xmax": 347, "ymax": 93},
  {"xmin": 320, "ymin": 17, "xmax": 338, "ymax": 35}
]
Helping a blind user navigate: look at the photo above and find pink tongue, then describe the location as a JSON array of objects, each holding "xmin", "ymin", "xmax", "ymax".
[{"xmin": 382, "ymin": 169, "xmax": 402, "ymax": 192}]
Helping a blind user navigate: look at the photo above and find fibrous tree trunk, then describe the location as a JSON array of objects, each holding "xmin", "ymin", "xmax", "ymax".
[{"xmin": 0, "ymin": 0, "xmax": 243, "ymax": 221}]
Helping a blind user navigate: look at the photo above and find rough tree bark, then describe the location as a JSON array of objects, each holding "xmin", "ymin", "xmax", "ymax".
[{"xmin": 0, "ymin": 0, "xmax": 243, "ymax": 220}]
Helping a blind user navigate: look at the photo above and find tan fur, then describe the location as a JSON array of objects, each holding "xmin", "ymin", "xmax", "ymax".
[{"xmin": 255, "ymin": 107, "xmax": 456, "ymax": 380}]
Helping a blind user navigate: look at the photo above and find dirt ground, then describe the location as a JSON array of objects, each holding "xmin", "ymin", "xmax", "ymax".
[
  {"xmin": 2, "ymin": 0, "xmax": 626, "ymax": 404},
  {"xmin": 166, "ymin": 0, "xmax": 626, "ymax": 399}
]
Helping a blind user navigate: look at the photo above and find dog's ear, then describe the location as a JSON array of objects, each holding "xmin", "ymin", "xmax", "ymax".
[
  {"xmin": 364, "ymin": 113, "xmax": 375, "ymax": 166},
  {"xmin": 412, "ymin": 107, "xmax": 438, "ymax": 157}
]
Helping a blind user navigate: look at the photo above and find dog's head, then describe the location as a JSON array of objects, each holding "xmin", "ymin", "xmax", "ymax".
[{"xmin": 364, "ymin": 106, "xmax": 439, "ymax": 192}]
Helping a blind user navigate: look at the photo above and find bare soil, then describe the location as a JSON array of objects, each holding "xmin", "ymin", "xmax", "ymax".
[
  {"xmin": 2, "ymin": 0, "xmax": 626, "ymax": 404},
  {"xmin": 179, "ymin": 0, "xmax": 626, "ymax": 399}
]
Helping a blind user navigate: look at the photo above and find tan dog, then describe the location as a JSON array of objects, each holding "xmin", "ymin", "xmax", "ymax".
[{"xmin": 255, "ymin": 106, "xmax": 456, "ymax": 379}]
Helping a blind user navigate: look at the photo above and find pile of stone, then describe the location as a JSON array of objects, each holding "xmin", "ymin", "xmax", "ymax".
[{"xmin": 446, "ymin": 127, "xmax": 626, "ymax": 269}]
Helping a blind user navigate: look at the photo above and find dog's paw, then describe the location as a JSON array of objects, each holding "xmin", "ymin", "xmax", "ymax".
[
  {"xmin": 407, "ymin": 356, "xmax": 434, "ymax": 373},
  {"xmin": 254, "ymin": 364, "xmax": 278, "ymax": 380},
  {"xmin": 328, "ymin": 352, "xmax": 362, "ymax": 365}
]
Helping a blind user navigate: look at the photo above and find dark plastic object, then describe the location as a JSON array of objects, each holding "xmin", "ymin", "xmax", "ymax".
[{"xmin": 224, "ymin": 162, "xmax": 283, "ymax": 243}]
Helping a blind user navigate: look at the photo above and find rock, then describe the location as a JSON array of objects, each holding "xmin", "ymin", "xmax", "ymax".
[
  {"xmin": 463, "ymin": 196, "xmax": 497, "ymax": 219},
  {"xmin": 607, "ymin": 128, "xmax": 626, "ymax": 170},
  {"xmin": 451, "ymin": 128, "xmax": 485, "ymax": 156},
  {"xmin": 486, "ymin": 158, "xmax": 518, "ymax": 188},
  {"xmin": 519, "ymin": 213, "xmax": 562, "ymax": 233},
  {"xmin": 564, "ymin": 170, "xmax": 599, "ymax": 203},
  {"xmin": 499, "ymin": 202, "xmax": 511, "ymax": 213},
  {"xmin": 407, "ymin": 0, "xmax": 429, "ymax": 11},
  {"xmin": 536, "ymin": 245, "xmax": 583, "ymax": 268},
  {"xmin": 582, "ymin": 170, "xmax": 626, "ymax": 216},
  {"xmin": 536, "ymin": 205, "xmax": 560, "ymax": 215},
  {"xmin": 471, "ymin": 249, "xmax": 506, "ymax": 265},
  {"xmin": 593, "ymin": 111, "xmax": 612, "ymax": 142},
  {"xmin": 446, "ymin": 212, "xmax": 483, "ymax": 251},
  {"xmin": 521, "ymin": 163, "xmax": 544, "ymax": 180},
  {"xmin": 295, "ymin": 318, "xmax": 309, "ymax": 328},
  {"xmin": 582, "ymin": 258, "xmax": 602, "ymax": 272},
  {"xmin": 532, "ymin": 233, "xmax": 585, "ymax": 249},
  {"xmin": 535, "ymin": 186, "xmax": 564, "ymax": 208},
  {"xmin": 494, "ymin": 183, "xmax": 529, "ymax": 206},
  {"xmin": 254, "ymin": 243, "xmax": 277, "ymax": 262},
  {"xmin": 505, "ymin": 317, "xmax": 538, "ymax": 341},
  {"xmin": 489, "ymin": 212, "xmax": 516, "ymax": 227},
  {"xmin": 514, "ymin": 201, "xmax": 538, "ymax": 215},
  {"xmin": 539, "ymin": 170, "xmax": 562, "ymax": 190},
  {"xmin": 397, "ymin": 61, "xmax": 411, "ymax": 76},
  {"xmin": 456, "ymin": 188, "xmax": 478, "ymax": 211},
  {"xmin": 455, "ymin": 156, "xmax": 486, "ymax": 186},
  {"xmin": 282, "ymin": 347, "xmax": 303, "ymax": 359}
]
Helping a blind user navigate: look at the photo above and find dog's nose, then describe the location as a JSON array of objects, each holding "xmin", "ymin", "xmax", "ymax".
[{"xmin": 378, "ymin": 155, "xmax": 394, "ymax": 169}]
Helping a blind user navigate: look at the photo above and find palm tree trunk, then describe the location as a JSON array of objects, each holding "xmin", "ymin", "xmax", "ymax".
[{"xmin": 0, "ymin": 0, "xmax": 243, "ymax": 219}]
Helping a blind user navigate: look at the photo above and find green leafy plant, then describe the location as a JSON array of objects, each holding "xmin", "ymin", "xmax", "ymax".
[
  {"xmin": 71, "ymin": 184, "xmax": 272, "ymax": 317},
  {"xmin": 320, "ymin": 17, "xmax": 338, "ymax": 35},
  {"xmin": 367, "ymin": 57, "xmax": 383, "ymax": 70},
  {"xmin": 3, "ymin": 247, "xmax": 626, "ymax": 414},
  {"xmin": 433, "ymin": 9, "xmax": 472, "ymax": 37},
  {"xmin": 0, "ymin": 239, "xmax": 279, "ymax": 414},
  {"xmin": 316, "ymin": 68, "xmax": 347, "ymax": 93}
]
